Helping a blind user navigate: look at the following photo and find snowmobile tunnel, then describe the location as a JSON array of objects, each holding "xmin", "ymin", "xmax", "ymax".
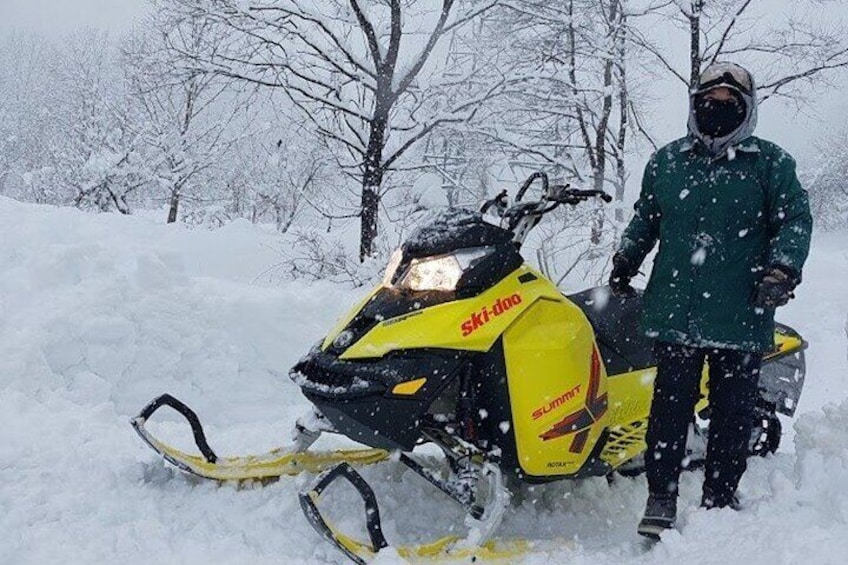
[{"xmin": 567, "ymin": 287, "xmax": 656, "ymax": 375}]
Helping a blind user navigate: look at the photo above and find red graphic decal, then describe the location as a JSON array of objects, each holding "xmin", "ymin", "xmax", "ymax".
[
  {"xmin": 539, "ymin": 347, "xmax": 608, "ymax": 454},
  {"xmin": 461, "ymin": 293, "xmax": 523, "ymax": 337},
  {"xmin": 532, "ymin": 384, "xmax": 582, "ymax": 420},
  {"xmin": 570, "ymin": 429, "xmax": 590, "ymax": 454}
]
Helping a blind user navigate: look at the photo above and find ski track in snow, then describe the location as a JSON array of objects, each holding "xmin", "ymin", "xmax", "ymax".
[{"xmin": 0, "ymin": 196, "xmax": 845, "ymax": 564}]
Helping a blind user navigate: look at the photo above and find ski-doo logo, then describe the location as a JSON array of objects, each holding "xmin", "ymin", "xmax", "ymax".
[
  {"xmin": 532, "ymin": 385, "xmax": 582, "ymax": 420},
  {"xmin": 460, "ymin": 293, "xmax": 523, "ymax": 337}
]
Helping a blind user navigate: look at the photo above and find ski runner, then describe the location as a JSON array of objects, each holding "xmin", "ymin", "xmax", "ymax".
[{"xmin": 608, "ymin": 62, "xmax": 812, "ymax": 539}]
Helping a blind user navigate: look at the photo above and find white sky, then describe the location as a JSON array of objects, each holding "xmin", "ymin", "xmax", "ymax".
[
  {"xmin": 0, "ymin": 0, "xmax": 148, "ymax": 35},
  {"xmin": 1, "ymin": 0, "xmax": 845, "ymax": 168}
]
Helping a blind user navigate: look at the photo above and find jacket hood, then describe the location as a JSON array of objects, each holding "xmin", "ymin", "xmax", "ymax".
[{"xmin": 687, "ymin": 74, "xmax": 758, "ymax": 157}]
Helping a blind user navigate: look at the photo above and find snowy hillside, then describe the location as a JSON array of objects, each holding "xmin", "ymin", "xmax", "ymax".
[{"xmin": 1, "ymin": 197, "xmax": 846, "ymax": 564}]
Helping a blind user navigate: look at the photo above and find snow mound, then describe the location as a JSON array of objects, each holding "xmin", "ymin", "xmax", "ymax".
[
  {"xmin": 793, "ymin": 401, "xmax": 848, "ymax": 522},
  {"xmin": 0, "ymin": 196, "xmax": 846, "ymax": 564}
]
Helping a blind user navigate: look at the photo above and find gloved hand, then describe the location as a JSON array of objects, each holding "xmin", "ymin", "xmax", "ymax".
[
  {"xmin": 609, "ymin": 253, "xmax": 637, "ymax": 298},
  {"xmin": 753, "ymin": 265, "xmax": 799, "ymax": 308}
]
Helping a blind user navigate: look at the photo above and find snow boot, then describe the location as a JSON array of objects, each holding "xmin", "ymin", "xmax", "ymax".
[
  {"xmin": 701, "ymin": 487, "xmax": 741, "ymax": 510},
  {"xmin": 637, "ymin": 494, "xmax": 677, "ymax": 540}
]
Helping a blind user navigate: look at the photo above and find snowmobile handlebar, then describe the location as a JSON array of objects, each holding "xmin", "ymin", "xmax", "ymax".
[
  {"xmin": 479, "ymin": 173, "xmax": 612, "ymax": 246},
  {"xmin": 480, "ymin": 172, "xmax": 612, "ymax": 246},
  {"xmin": 519, "ymin": 171, "xmax": 612, "ymax": 205},
  {"xmin": 483, "ymin": 172, "xmax": 612, "ymax": 216}
]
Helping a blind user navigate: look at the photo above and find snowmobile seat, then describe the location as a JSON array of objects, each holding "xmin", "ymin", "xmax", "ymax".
[{"xmin": 566, "ymin": 286, "xmax": 656, "ymax": 376}]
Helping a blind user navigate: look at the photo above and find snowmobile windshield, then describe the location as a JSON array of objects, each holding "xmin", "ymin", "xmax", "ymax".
[{"xmin": 402, "ymin": 208, "xmax": 513, "ymax": 259}]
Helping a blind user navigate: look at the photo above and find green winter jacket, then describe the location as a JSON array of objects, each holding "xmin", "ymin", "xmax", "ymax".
[{"xmin": 618, "ymin": 135, "xmax": 812, "ymax": 352}]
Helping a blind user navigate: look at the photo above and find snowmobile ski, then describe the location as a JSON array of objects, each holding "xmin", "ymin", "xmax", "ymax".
[
  {"xmin": 131, "ymin": 394, "xmax": 389, "ymax": 481},
  {"xmin": 300, "ymin": 462, "xmax": 527, "ymax": 564}
]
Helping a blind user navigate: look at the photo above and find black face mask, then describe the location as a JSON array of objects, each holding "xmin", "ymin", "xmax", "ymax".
[{"xmin": 694, "ymin": 95, "xmax": 746, "ymax": 138}]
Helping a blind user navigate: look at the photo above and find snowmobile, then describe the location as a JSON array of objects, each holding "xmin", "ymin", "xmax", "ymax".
[{"xmin": 132, "ymin": 172, "xmax": 807, "ymax": 563}]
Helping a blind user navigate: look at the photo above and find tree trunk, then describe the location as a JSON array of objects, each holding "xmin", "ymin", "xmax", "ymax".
[
  {"xmin": 359, "ymin": 105, "xmax": 389, "ymax": 261},
  {"xmin": 568, "ymin": 0, "xmax": 597, "ymax": 173},
  {"xmin": 590, "ymin": 0, "xmax": 620, "ymax": 245},
  {"xmin": 359, "ymin": 180, "xmax": 381, "ymax": 261},
  {"xmin": 689, "ymin": 0, "xmax": 704, "ymax": 88},
  {"xmin": 615, "ymin": 5, "xmax": 628, "ymax": 223},
  {"xmin": 167, "ymin": 189, "xmax": 180, "ymax": 223}
]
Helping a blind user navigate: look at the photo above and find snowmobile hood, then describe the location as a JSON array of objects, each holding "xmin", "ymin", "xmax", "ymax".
[{"xmin": 322, "ymin": 264, "xmax": 542, "ymax": 360}]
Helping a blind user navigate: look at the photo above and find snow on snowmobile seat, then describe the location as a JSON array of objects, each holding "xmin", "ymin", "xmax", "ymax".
[{"xmin": 567, "ymin": 286, "xmax": 656, "ymax": 375}]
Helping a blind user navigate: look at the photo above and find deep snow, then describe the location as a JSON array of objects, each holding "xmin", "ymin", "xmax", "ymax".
[{"xmin": 1, "ymin": 197, "xmax": 846, "ymax": 564}]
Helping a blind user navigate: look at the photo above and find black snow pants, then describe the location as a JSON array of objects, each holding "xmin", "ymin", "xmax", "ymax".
[{"xmin": 645, "ymin": 342, "xmax": 762, "ymax": 501}]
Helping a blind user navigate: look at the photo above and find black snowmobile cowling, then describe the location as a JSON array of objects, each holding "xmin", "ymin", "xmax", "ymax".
[{"xmin": 292, "ymin": 346, "xmax": 472, "ymax": 451}]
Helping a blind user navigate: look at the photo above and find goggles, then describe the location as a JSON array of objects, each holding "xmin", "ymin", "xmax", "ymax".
[{"xmin": 696, "ymin": 62, "xmax": 754, "ymax": 96}]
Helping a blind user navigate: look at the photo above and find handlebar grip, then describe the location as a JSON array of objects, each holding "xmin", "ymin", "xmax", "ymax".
[{"xmin": 554, "ymin": 189, "xmax": 613, "ymax": 203}]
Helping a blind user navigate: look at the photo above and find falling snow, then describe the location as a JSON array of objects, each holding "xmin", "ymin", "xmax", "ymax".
[{"xmin": 691, "ymin": 247, "xmax": 707, "ymax": 265}]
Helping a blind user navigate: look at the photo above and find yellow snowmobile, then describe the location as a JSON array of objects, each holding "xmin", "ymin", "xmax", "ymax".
[{"xmin": 132, "ymin": 172, "xmax": 806, "ymax": 564}]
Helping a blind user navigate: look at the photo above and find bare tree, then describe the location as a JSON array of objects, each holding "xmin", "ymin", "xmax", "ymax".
[
  {"xmin": 54, "ymin": 30, "xmax": 143, "ymax": 213},
  {"xmin": 612, "ymin": 2, "xmax": 630, "ymax": 222},
  {"xmin": 0, "ymin": 33, "xmax": 81, "ymax": 204},
  {"xmin": 421, "ymin": 21, "xmax": 501, "ymax": 208},
  {"xmin": 124, "ymin": 6, "xmax": 250, "ymax": 223},
  {"xmin": 805, "ymin": 123, "xmax": 848, "ymax": 230},
  {"xmin": 162, "ymin": 0, "xmax": 503, "ymax": 260},
  {"xmin": 231, "ymin": 126, "xmax": 326, "ymax": 233},
  {"xmin": 466, "ymin": 1, "xmax": 633, "ymax": 234},
  {"xmin": 632, "ymin": 0, "xmax": 848, "ymax": 97}
]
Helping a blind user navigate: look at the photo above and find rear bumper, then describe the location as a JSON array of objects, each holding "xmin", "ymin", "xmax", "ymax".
[{"xmin": 760, "ymin": 323, "xmax": 806, "ymax": 417}]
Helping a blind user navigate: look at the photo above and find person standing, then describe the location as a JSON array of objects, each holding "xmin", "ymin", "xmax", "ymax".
[{"xmin": 608, "ymin": 62, "xmax": 813, "ymax": 539}]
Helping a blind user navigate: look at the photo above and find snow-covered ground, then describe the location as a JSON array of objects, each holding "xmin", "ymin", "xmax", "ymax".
[{"xmin": 1, "ymin": 196, "xmax": 846, "ymax": 564}]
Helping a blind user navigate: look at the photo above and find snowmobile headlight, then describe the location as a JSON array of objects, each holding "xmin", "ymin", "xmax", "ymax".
[
  {"xmin": 396, "ymin": 247, "xmax": 492, "ymax": 292},
  {"xmin": 399, "ymin": 254, "xmax": 463, "ymax": 291}
]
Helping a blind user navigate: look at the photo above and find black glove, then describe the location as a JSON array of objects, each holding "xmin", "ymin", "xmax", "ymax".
[
  {"xmin": 753, "ymin": 265, "xmax": 799, "ymax": 308},
  {"xmin": 609, "ymin": 253, "xmax": 637, "ymax": 298}
]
